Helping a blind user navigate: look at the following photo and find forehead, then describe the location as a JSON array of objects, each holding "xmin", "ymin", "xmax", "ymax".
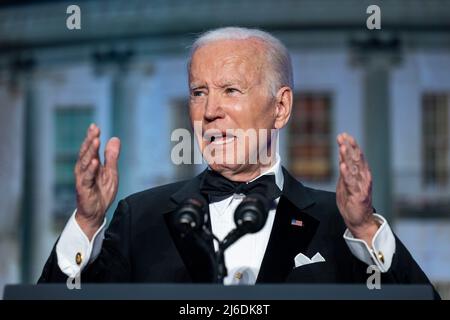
[{"xmin": 189, "ymin": 39, "xmax": 267, "ymax": 83}]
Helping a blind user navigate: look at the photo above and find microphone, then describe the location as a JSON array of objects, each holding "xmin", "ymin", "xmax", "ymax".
[
  {"xmin": 173, "ymin": 195, "xmax": 220, "ymax": 282},
  {"xmin": 173, "ymin": 193, "xmax": 271, "ymax": 283},
  {"xmin": 220, "ymin": 194, "xmax": 270, "ymax": 251},
  {"xmin": 234, "ymin": 193, "xmax": 269, "ymax": 233},
  {"xmin": 173, "ymin": 196, "xmax": 207, "ymax": 234}
]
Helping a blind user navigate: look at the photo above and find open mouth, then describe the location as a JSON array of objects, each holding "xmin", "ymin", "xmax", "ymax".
[{"xmin": 204, "ymin": 132, "xmax": 236, "ymax": 145}]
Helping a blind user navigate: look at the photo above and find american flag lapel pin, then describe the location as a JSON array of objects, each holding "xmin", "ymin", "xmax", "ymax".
[{"xmin": 291, "ymin": 218, "xmax": 304, "ymax": 227}]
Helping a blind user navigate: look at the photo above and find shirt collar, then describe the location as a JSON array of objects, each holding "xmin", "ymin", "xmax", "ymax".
[
  {"xmin": 210, "ymin": 153, "xmax": 283, "ymax": 213},
  {"xmin": 248, "ymin": 153, "xmax": 284, "ymax": 192},
  {"xmin": 206, "ymin": 153, "xmax": 284, "ymax": 192}
]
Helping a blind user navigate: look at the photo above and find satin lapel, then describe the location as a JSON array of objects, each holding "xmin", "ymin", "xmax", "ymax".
[
  {"xmin": 256, "ymin": 168, "xmax": 321, "ymax": 283},
  {"xmin": 163, "ymin": 170, "xmax": 215, "ymax": 282}
]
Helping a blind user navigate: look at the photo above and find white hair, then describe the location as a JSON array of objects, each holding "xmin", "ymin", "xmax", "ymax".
[{"xmin": 188, "ymin": 27, "xmax": 293, "ymax": 96}]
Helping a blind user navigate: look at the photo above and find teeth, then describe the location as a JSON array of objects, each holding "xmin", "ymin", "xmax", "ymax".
[
  {"xmin": 211, "ymin": 136, "xmax": 235, "ymax": 145},
  {"xmin": 205, "ymin": 133, "xmax": 222, "ymax": 141}
]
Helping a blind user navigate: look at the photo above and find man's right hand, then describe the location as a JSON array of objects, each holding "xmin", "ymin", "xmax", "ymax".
[{"xmin": 74, "ymin": 124, "xmax": 121, "ymax": 240}]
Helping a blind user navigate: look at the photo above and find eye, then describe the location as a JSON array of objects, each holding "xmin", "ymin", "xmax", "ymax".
[
  {"xmin": 225, "ymin": 87, "xmax": 241, "ymax": 95},
  {"xmin": 191, "ymin": 90, "xmax": 206, "ymax": 97}
]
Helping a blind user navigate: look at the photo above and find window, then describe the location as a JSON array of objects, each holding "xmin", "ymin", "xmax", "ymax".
[
  {"xmin": 53, "ymin": 107, "xmax": 94, "ymax": 227},
  {"xmin": 422, "ymin": 93, "xmax": 449, "ymax": 187},
  {"xmin": 289, "ymin": 92, "xmax": 333, "ymax": 182}
]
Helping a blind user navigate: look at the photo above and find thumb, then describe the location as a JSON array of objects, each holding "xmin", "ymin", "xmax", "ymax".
[{"xmin": 104, "ymin": 137, "xmax": 121, "ymax": 171}]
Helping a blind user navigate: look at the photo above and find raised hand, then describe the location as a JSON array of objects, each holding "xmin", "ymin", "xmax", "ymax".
[
  {"xmin": 336, "ymin": 133, "xmax": 379, "ymax": 246},
  {"xmin": 74, "ymin": 124, "xmax": 121, "ymax": 240}
]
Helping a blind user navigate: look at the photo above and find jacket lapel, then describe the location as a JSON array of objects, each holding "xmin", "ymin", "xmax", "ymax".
[
  {"xmin": 256, "ymin": 167, "xmax": 321, "ymax": 283},
  {"xmin": 163, "ymin": 170, "xmax": 216, "ymax": 282}
]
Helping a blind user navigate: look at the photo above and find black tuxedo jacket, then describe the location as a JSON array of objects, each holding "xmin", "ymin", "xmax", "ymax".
[{"xmin": 39, "ymin": 168, "xmax": 438, "ymax": 295}]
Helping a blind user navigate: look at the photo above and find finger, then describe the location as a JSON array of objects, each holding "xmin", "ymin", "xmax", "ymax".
[
  {"xmin": 340, "ymin": 162, "xmax": 362, "ymax": 193},
  {"xmin": 336, "ymin": 173, "xmax": 346, "ymax": 203},
  {"xmin": 343, "ymin": 134, "xmax": 364, "ymax": 163},
  {"xmin": 343, "ymin": 133, "xmax": 357, "ymax": 148},
  {"xmin": 338, "ymin": 133, "xmax": 366, "ymax": 173},
  {"xmin": 339, "ymin": 133, "xmax": 356, "ymax": 151},
  {"xmin": 339, "ymin": 144, "xmax": 353, "ymax": 166},
  {"xmin": 339, "ymin": 144, "xmax": 353, "ymax": 174},
  {"xmin": 104, "ymin": 137, "xmax": 121, "ymax": 173},
  {"xmin": 349, "ymin": 136, "xmax": 358, "ymax": 150},
  {"xmin": 78, "ymin": 125, "xmax": 92, "ymax": 158},
  {"xmin": 79, "ymin": 124, "xmax": 100, "ymax": 160},
  {"xmin": 349, "ymin": 144, "xmax": 361, "ymax": 162},
  {"xmin": 365, "ymin": 170, "xmax": 373, "ymax": 194},
  {"xmin": 348, "ymin": 153, "xmax": 371, "ymax": 194},
  {"xmin": 348, "ymin": 143, "xmax": 368, "ymax": 173},
  {"xmin": 346, "ymin": 136, "xmax": 363, "ymax": 163},
  {"xmin": 342, "ymin": 139, "xmax": 364, "ymax": 170},
  {"xmin": 339, "ymin": 162, "xmax": 352, "ymax": 189},
  {"xmin": 81, "ymin": 158, "xmax": 99, "ymax": 187},
  {"xmin": 336, "ymin": 133, "xmax": 345, "ymax": 146},
  {"xmin": 339, "ymin": 145, "xmax": 346, "ymax": 166},
  {"xmin": 341, "ymin": 132, "xmax": 350, "ymax": 144},
  {"xmin": 80, "ymin": 137, "xmax": 100, "ymax": 171},
  {"xmin": 360, "ymin": 162, "xmax": 372, "ymax": 189}
]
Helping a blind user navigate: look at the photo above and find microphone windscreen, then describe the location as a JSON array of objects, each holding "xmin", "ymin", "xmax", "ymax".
[
  {"xmin": 234, "ymin": 194, "xmax": 269, "ymax": 233},
  {"xmin": 173, "ymin": 195, "xmax": 207, "ymax": 233}
]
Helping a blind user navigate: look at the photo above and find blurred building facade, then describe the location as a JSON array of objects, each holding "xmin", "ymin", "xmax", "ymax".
[{"xmin": 0, "ymin": 0, "xmax": 449, "ymax": 297}]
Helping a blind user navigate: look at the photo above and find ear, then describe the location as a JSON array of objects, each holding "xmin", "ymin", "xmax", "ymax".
[{"xmin": 274, "ymin": 86, "xmax": 293, "ymax": 129}]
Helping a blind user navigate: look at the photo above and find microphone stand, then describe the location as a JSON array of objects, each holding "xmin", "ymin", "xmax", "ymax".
[
  {"xmin": 216, "ymin": 246, "xmax": 227, "ymax": 284},
  {"xmin": 202, "ymin": 226, "xmax": 246, "ymax": 283},
  {"xmin": 200, "ymin": 226, "xmax": 227, "ymax": 283},
  {"xmin": 174, "ymin": 195, "xmax": 262, "ymax": 283},
  {"xmin": 177, "ymin": 194, "xmax": 270, "ymax": 284},
  {"xmin": 175, "ymin": 203, "xmax": 236, "ymax": 284}
]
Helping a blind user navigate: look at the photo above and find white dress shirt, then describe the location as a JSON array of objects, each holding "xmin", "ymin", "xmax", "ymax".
[{"xmin": 56, "ymin": 156, "xmax": 396, "ymax": 282}]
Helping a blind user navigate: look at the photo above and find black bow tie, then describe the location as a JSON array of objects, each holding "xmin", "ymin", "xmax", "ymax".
[{"xmin": 200, "ymin": 170, "xmax": 282, "ymax": 201}]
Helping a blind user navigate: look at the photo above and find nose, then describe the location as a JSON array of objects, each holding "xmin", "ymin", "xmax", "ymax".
[{"xmin": 204, "ymin": 92, "xmax": 225, "ymax": 122}]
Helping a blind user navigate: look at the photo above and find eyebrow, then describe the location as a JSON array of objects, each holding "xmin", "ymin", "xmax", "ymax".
[
  {"xmin": 189, "ymin": 83, "xmax": 207, "ymax": 90},
  {"xmin": 189, "ymin": 78, "xmax": 249, "ymax": 90},
  {"xmin": 215, "ymin": 78, "xmax": 248, "ymax": 88}
]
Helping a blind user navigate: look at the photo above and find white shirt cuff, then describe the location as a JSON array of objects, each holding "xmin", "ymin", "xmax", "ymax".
[
  {"xmin": 56, "ymin": 209, "xmax": 106, "ymax": 278},
  {"xmin": 343, "ymin": 214, "xmax": 396, "ymax": 272}
]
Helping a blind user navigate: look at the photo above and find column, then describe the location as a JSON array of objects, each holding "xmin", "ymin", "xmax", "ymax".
[
  {"xmin": 92, "ymin": 49, "xmax": 137, "ymax": 217},
  {"xmin": 12, "ymin": 57, "xmax": 52, "ymax": 283},
  {"xmin": 351, "ymin": 37, "xmax": 401, "ymax": 222}
]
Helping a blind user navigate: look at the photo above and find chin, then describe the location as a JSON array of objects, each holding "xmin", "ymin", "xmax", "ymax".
[
  {"xmin": 208, "ymin": 162, "xmax": 243, "ymax": 174},
  {"xmin": 205, "ymin": 156, "xmax": 259, "ymax": 182}
]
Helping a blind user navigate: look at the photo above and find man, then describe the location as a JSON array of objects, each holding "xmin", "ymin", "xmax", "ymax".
[{"xmin": 39, "ymin": 27, "xmax": 436, "ymax": 292}]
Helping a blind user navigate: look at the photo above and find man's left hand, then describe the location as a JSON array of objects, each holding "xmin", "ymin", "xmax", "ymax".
[{"xmin": 336, "ymin": 133, "xmax": 379, "ymax": 247}]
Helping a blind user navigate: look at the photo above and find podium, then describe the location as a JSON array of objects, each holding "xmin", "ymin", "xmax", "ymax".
[{"xmin": 3, "ymin": 284, "xmax": 435, "ymax": 300}]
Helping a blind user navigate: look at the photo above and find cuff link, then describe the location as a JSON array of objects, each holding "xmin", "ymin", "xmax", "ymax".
[
  {"xmin": 371, "ymin": 249, "xmax": 385, "ymax": 264},
  {"xmin": 75, "ymin": 252, "xmax": 83, "ymax": 266},
  {"xmin": 377, "ymin": 251, "xmax": 385, "ymax": 264}
]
